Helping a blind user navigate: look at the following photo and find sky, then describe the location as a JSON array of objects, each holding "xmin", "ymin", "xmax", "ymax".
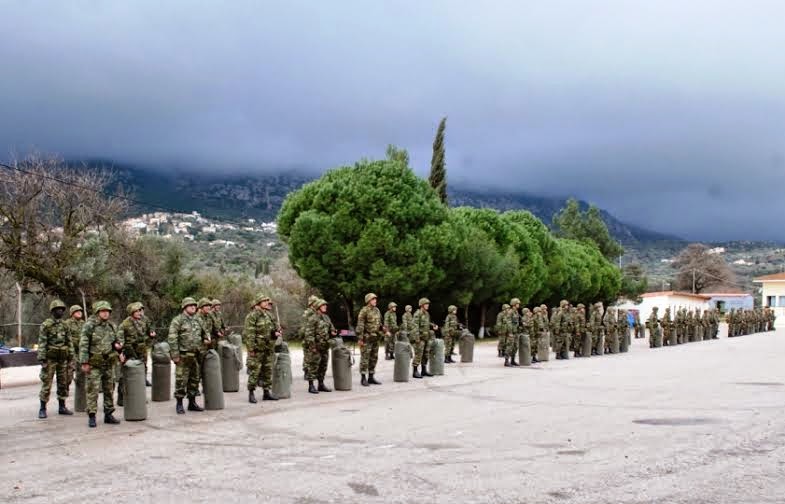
[{"xmin": 1, "ymin": 1, "xmax": 784, "ymax": 241}]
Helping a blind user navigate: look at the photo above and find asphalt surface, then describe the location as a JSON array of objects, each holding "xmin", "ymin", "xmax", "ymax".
[{"xmin": 2, "ymin": 326, "xmax": 784, "ymax": 504}]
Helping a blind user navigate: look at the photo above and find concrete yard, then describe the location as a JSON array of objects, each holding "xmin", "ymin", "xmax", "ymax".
[{"xmin": 2, "ymin": 327, "xmax": 784, "ymax": 503}]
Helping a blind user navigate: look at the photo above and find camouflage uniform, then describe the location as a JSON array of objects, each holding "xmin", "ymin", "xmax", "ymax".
[
  {"xmin": 118, "ymin": 302, "xmax": 153, "ymax": 374},
  {"xmin": 356, "ymin": 293, "xmax": 383, "ymax": 383},
  {"xmin": 617, "ymin": 309, "xmax": 629, "ymax": 348},
  {"xmin": 64, "ymin": 306, "xmax": 85, "ymax": 391},
  {"xmin": 633, "ymin": 311, "xmax": 645, "ymax": 339},
  {"xmin": 496, "ymin": 304, "xmax": 510, "ymax": 357},
  {"xmin": 504, "ymin": 299, "xmax": 521, "ymax": 366},
  {"xmin": 303, "ymin": 299, "xmax": 335, "ymax": 390},
  {"xmin": 412, "ymin": 298, "xmax": 435, "ymax": 377},
  {"xmin": 660, "ymin": 308, "xmax": 673, "ymax": 345},
  {"xmin": 645, "ymin": 308, "xmax": 660, "ymax": 348},
  {"xmin": 572, "ymin": 304, "xmax": 587, "ymax": 356},
  {"xmin": 401, "ymin": 305, "xmax": 415, "ymax": 337},
  {"xmin": 210, "ymin": 299, "xmax": 227, "ymax": 342},
  {"xmin": 603, "ymin": 307, "xmax": 617, "ymax": 353},
  {"xmin": 243, "ymin": 295, "xmax": 278, "ymax": 398},
  {"xmin": 79, "ymin": 302, "xmax": 121, "ymax": 422},
  {"xmin": 300, "ymin": 296, "xmax": 320, "ymax": 377},
  {"xmin": 589, "ymin": 303, "xmax": 604, "ymax": 355},
  {"xmin": 552, "ymin": 300, "xmax": 572, "ymax": 359},
  {"xmin": 443, "ymin": 305, "xmax": 460, "ymax": 363},
  {"xmin": 38, "ymin": 300, "xmax": 73, "ymax": 413},
  {"xmin": 169, "ymin": 298, "xmax": 205, "ymax": 402},
  {"xmin": 383, "ymin": 302, "xmax": 399, "ymax": 360},
  {"xmin": 531, "ymin": 306, "xmax": 544, "ymax": 361},
  {"xmin": 521, "ymin": 308, "xmax": 535, "ymax": 357},
  {"xmin": 196, "ymin": 298, "xmax": 215, "ymax": 357}
]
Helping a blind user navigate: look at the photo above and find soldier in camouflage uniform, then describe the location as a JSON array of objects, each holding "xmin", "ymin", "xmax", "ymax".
[
  {"xmin": 64, "ymin": 305, "xmax": 85, "ymax": 393},
  {"xmin": 304, "ymin": 299, "xmax": 337, "ymax": 394},
  {"xmin": 37, "ymin": 299, "xmax": 74, "ymax": 419},
  {"xmin": 701, "ymin": 309, "xmax": 712, "ymax": 341},
  {"xmin": 384, "ymin": 302, "xmax": 399, "ymax": 361},
  {"xmin": 496, "ymin": 304, "xmax": 510, "ymax": 358},
  {"xmin": 549, "ymin": 300, "xmax": 567, "ymax": 359},
  {"xmin": 211, "ymin": 298, "xmax": 227, "ymax": 342},
  {"xmin": 603, "ymin": 305, "xmax": 617, "ymax": 353},
  {"xmin": 646, "ymin": 307, "xmax": 660, "ymax": 348},
  {"xmin": 572, "ymin": 304, "xmax": 587, "ymax": 357},
  {"xmin": 660, "ymin": 308, "xmax": 673, "ymax": 345},
  {"xmin": 504, "ymin": 298, "xmax": 521, "ymax": 367},
  {"xmin": 412, "ymin": 297, "xmax": 438, "ymax": 378},
  {"xmin": 727, "ymin": 309, "xmax": 736, "ymax": 337},
  {"xmin": 633, "ymin": 311, "xmax": 644, "ymax": 339},
  {"xmin": 169, "ymin": 297, "xmax": 206, "ymax": 414},
  {"xmin": 243, "ymin": 294, "xmax": 280, "ymax": 403},
  {"xmin": 531, "ymin": 306, "xmax": 544, "ymax": 362},
  {"xmin": 117, "ymin": 302, "xmax": 156, "ymax": 400},
  {"xmin": 521, "ymin": 307, "xmax": 535, "ymax": 359},
  {"xmin": 589, "ymin": 303, "xmax": 604, "ymax": 355},
  {"xmin": 300, "ymin": 295, "xmax": 320, "ymax": 379},
  {"xmin": 356, "ymin": 293, "xmax": 383, "ymax": 386},
  {"xmin": 443, "ymin": 305, "xmax": 460, "ymax": 364},
  {"xmin": 79, "ymin": 301, "xmax": 122, "ymax": 427},
  {"xmin": 401, "ymin": 304, "xmax": 415, "ymax": 338}
]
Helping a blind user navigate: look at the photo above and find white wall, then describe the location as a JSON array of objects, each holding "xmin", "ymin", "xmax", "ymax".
[
  {"xmin": 637, "ymin": 295, "xmax": 710, "ymax": 322},
  {"xmin": 761, "ymin": 282, "xmax": 785, "ymax": 328}
]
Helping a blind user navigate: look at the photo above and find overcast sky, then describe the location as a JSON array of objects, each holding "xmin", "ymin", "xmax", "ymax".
[{"xmin": 1, "ymin": 1, "xmax": 784, "ymax": 241}]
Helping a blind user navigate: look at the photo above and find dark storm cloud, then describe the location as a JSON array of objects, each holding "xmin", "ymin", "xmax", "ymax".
[{"xmin": 1, "ymin": 1, "xmax": 784, "ymax": 241}]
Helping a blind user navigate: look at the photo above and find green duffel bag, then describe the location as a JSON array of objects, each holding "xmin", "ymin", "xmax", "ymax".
[
  {"xmin": 428, "ymin": 338, "xmax": 445, "ymax": 376},
  {"xmin": 219, "ymin": 341, "xmax": 241, "ymax": 392},
  {"xmin": 518, "ymin": 333, "xmax": 532, "ymax": 366},
  {"xmin": 74, "ymin": 370, "xmax": 87, "ymax": 412},
  {"xmin": 152, "ymin": 342, "xmax": 171, "ymax": 364},
  {"xmin": 123, "ymin": 359, "xmax": 147, "ymax": 421},
  {"xmin": 537, "ymin": 332, "xmax": 551, "ymax": 361},
  {"xmin": 393, "ymin": 339, "xmax": 412, "ymax": 382},
  {"xmin": 582, "ymin": 332, "xmax": 593, "ymax": 358},
  {"xmin": 272, "ymin": 344, "xmax": 292, "ymax": 399},
  {"xmin": 227, "ymin": 333, "xmax": 243, "ymax": 369},
  {"xmin": 331, "ymin": 339, "xmax": 353, "ymax": 391},
  {"xmin": 152, "ymin": 361, "xmax": 171, "ymax": 402},
  {"xmin": 202, "ymin": 349, "xmax": 224, "ymax": 410},
  {"xmin": 459, "ymin": 330, "xmax": 475, "ymax": 363}
]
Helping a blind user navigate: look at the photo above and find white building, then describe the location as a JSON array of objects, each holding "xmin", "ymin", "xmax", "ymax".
[
  {"xmin": 637, "ymin": 291, "xmax": 711, "ymax": 322},
  {"xmin": 754, "ymin": 272, "xmax": 785, "ymax": 327}
]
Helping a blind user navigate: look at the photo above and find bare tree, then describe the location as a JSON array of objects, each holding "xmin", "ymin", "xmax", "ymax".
[
  {"xmin": 0, "ymin": 153, "xmax": 129, "ymax": 296},
  {"xmin": 671, "ymin": 243, "xmax": 736, "ymax": 293}
]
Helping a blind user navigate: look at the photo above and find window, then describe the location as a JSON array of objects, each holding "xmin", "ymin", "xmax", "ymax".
[
  {"xmin": 779, "ymin": 296, "xmax": 785, "ymax": 308},
  {"xmin": 767, "ymin": 296, "xmax": 777, "ymax": 307}
]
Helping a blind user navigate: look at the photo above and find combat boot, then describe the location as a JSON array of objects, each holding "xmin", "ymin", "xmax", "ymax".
[
  {"xmin": 412, "ymin": 367, "xmax": 422, "ymax": 379},
  {"xmin": 497, "ymin": 349, "xmax": 503, "ymax": 358},
  {"xmin": 38, "ymin": 400, "xmax": 47, "ymax": 419},
  {"xmin": 504, "ymin": 357, "xmax": 511, "ymax": 367},
  {"xmin": 422, "ymin": 364, "xmax": 433, "ymax": 377},
  {"xmin": 104, "ymin": 412, "xmax": 121, "ymax": 424},
  {"xmin": 58, "ymin": 399, "xmax": 73, "ymax": 416},
  {"xmin": 116, "ymin": 384, "xmax": 124, "ymax": 407},
  {"xmin": 385, "ymin": 352, "xmax": 392, "ymax": 361},
  {"xmin": 187, "ymin": 397, "xmax": 204, "ymax": 412},
  {"xmin": 510, "ymin": 357, "xmax": 520, "ymax": 367},
  {"xmin": 88, "ymin": 413, "xmax": 97, "ymax": 428},
  {"xmin": 248, "ymin": 391, "xmax": 257, "ymax": 404},
  {"xmin": 318, "ymin": 380, "xmax": 332, "ymax": 392},
  {"xmin": 361, "ymin": 374, "xmax": 369, "ymax": 387},
  {"xmin": 532, "ymin": 356, "xmax": 540, "ymax": 363},
  {"xmin": 262, "ymin": 389, "xmax": 278, "ymax": 401},
  {"xmin": 145, "ymin": 378, "xmax": 152, "ymax": 387},
  {"xmin": 444, "ymin": 356, "xmax": 450, "ymax": 364},
  {"xmin": 308, "ymin": 381, "xmax": 318, "ymax": 394},
  {"xmin": 368, "ymin": 373, "xmax": 381, "ymax": 385},
  {"xmin": 176, "ymin": 398, "xmax": 185, "ymax": 414}
]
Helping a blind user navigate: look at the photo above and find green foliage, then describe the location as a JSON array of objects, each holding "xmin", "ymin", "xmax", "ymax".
[
  {"xmin": 619, "ymin": 263, "xmax": 648, "ymax": 300},
  {"xmin": 552, "ymin": 198, "xmax": 624, "ymax": 260},
  {"xmin": 429, "ymin": 117, "xmax": 448, "ymax": 205}
]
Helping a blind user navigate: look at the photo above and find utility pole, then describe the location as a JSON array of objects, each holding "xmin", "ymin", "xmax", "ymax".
[
  {"xmin": 692, "ymin": 269, "xmax": 696, "ymax": 294},
  {"xmin": 15, "ymin": 282, "xmax": 22, "ymax": 347}
]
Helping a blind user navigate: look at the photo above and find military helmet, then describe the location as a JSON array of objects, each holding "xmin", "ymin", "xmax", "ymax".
[
  {"xmin": 388, "ymin": 302, "xmax": 398, "ymax": 309},
  {"xmin": 510, "ymin": 298, "xmax": 521, "ymax": 306},
  {"xmin": 93, "ymin": 300, "xmax": 112, "ymax": 314},
  {"xmin": 577, "ymin": 303, "xmax": 585, "ymax": 309},
  {"xmin": 405, "ymin": 305, "xmax": 412, "ymax": 312},
  {"xmin": 307, "ymin": 295, "xmax": 319, "ymax": 307},
  {"xmin": 418, "ymin": 297, "xmax": 430, "ymax": 307},
  {"xmin": 181, "ymin": 297, "xmax": 198, "ymax": 309},
  {"xmin": 316, "ymin": 298, "xmax": 328, "ymax": 309},
  {"xmin": 69, "ymin": 305, "xmax": 83, "ymax": 316},
  {"xmin": 252, "ymin": 294, "xmax": 271, "ymax": 306},
  {"xmin": 126, "ymin": 301, "xmax": 144, "ymax": 315},
  {"xmin": 198, "ymin": 297, "xmax": 213, "ymax": 309},
  {"xmin": 364, "ymin": 293, "xmax": 377, "ymax": 304},
  {"xmin": 211, "ymin": 298, "xmax": 222, "ymax": 306},
  {"xmin": 49, "ymin": 299, "xmax": 67, "ymax": 312},
  {"xmin": 533, "ymin": 306, "xmax": 540, "ymax": 312},
  {"xmin": 448, "ymin": 305, "xmax": 457, "ymax": 313},
  {"xmin": 502, "ymin": 303, "xmax": 510, "ymax": 310}
]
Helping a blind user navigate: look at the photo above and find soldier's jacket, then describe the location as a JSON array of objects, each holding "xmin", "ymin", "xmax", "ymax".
[
  {"xmin": 211, "ymin": 311, "xmax": 227, "ymax": 338},
  {"xmin": 589, "ymin": 308, "xmax": 603, "ymax": 332},
  {"xmin": 384, "ymin": 311, "xmax": 399, "ymax": 335},
  {"xmin": 63, "ymin": 318, "xmax": 84, "ymax": 358},
  {"xmin": 550, "ymin": 308, "xmax": 567, "ymax": 334},
  {"xmin": 356, "ymin": 305, "xmax": 382, "ymax": 341},
  {"xmin": 117, "ymin": 316, "xmax": 152, "ymax": 360},
  {"xmin": 79, "ymin": 316, "xmax": 119, "ymax": 366},
  {"xmin": 660, "ymin": 311, "xmax": 673, "ymax": 332},
  {"xmin": 645, "ymin": 312, "xmax": 659, "ymax": 331},
  {"xmin": 168, "ymin": 312, "xmax": 204, "ymax": 359},
  {"xmin": 574, "ymin": 311, "xmax": 587, "ymax": 335},
  {"xmin": 401, "ymin": 312, "xmax": 414, "ymax": 334},
  {"xmin": 299, "ymin": 308, "xmax": 316, "ymax": 340},
  {"xmin": 196, "ymin": 312, "xmax": 214, "ymax": 344},
  {"xmin": 495, "ymin": 310, "xmax": 506, "ymax": 335},
  {"xmin": 443, "ymin": 313, "xmax": 459, "ymax": 338},
  {"xmin": 534, "ymin": 311, "xmax": 549, "ymax": 333},
  {"xmin": 412, "ymin": 309, "xmax": 432, "ymax": 340},
  {"xmin": 242, "ymin": 308, "xmax": 276, "ymax": 349},
  {"xmin": 521, "ymin": 311, "xmax": 534, "ymax": 334},
  {"xmin": 503, "ymin": 309, "xmax": 520, "ymax": 335},
  {"xmin": 305, "ymin": 312, "xmax": 336, "ymax": 344},
  {"xmin": 603, "ymin": 309, "xmax": 617, "ymax": 331},
  {"xmin": 38, "ymin": 318, "xmax": 72, "ymax": 362}
]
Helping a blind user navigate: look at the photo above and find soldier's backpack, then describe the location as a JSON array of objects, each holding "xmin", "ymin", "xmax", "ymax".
[
  {"xmin": 123, "ymin": 359, "xmax": 147, "ymax": 421},
  {"xmin": 202, "ymin": 349, "xmax": 225, "ymax": 410}
]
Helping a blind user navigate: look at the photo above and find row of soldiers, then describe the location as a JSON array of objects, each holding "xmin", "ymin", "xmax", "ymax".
[
  {"xmin": 727, "ymin": 307, "xmax": 776, "ymax": 336},
  {"xmin": 645, "ymin": 307, "xmax": 720, "ymax": 345},
  {"xmin": 494, "ymin": 300, "xmax": 636, "ymax": 365}
]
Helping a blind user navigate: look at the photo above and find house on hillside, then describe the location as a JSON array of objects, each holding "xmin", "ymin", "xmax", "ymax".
[
  {"xmin": 637, "ymin": 291, "xmax": 711, "ymax": 322},
  {"xmin": 702, "ymin": 292, "xmax": 754, "ymax": 313},
  {"xmin": 753, "ymin": 272, "xmax": 785, "ymax": 327}
]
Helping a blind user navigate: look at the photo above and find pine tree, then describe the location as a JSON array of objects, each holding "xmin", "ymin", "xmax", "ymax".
[{"xmin": 429, "ymin": 117, "xmax": 448, "ymax": 204}]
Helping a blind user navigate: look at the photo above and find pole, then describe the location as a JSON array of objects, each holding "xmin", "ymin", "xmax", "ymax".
[
  {"xmin": 692, "ymin": 270, "xmax": 696, "ymax": 294},
  {"xmin": 15, "ymin": 282, "xmax": 22, "ymax": 347},
  {"xmin": 79, "ymin": 289, "xmax": 87, "ymax": 314}
]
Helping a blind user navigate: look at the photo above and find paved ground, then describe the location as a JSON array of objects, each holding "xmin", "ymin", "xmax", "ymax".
[{"xmin": 2, "ymin": 326, "xmax": 784, "ymax": 503}]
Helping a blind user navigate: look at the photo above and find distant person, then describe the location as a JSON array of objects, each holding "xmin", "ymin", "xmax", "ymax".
[
  {"xmin": 356, "ymin": 293, "xmax": 383, "ymax": 386},
  {"xmin": 303, "ymin": 298, "xmax": 336, "ymax": 394},
  {"xmin": 443, "ymin": 305, "xmax": 460, "ymax": 364},
  {"xmin": 384, "ymin": 302, "xmax": 399, "ymax": 361}
]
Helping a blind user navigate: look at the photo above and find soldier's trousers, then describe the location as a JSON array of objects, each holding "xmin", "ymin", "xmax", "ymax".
[
  {"xmin": 591, "ymin": 330, "xmax": 603, "ymax": 353},
  {"xmin": 247, "ymin": 340, "xmax": 274, "ymax": 391},
  {"xmin": 304, "ymin": 339, "xmax": 329, "ymax": 381},
  {"xmin": 86, "ymin": 363, "xmax": 115, "ymax": 415},
  {"xmin": 412, "ymin": 332, "xmax": 433, "ymax": 367},
  {"xmin": 444, "ymin": 334, "xmax": 455, "ymax": 356},
  {"xmin": 39, "ymin": 358, "xmax": 69, "ymax": 402},
  {"xmin": 497, "ymin": 331, "xmax": 507, "ymax": 354},
  {"xmin": 504, "ymin": 332, "xmax": 518, "ymax": 359},
  {"xmin": 360, "ymin": 337, "xmax": 380, "ymax": 374},
  {"xmin": 384, "ymin": 332, "xmax": 395, "ymax": 357},
  {"xmin": 175, "ymin": 354, "xmax": 200, "ymax": 399}
]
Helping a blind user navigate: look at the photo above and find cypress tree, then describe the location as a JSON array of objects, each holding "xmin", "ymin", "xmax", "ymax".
[{"xmin": 429, "ymin": 117, "xmax": 448, "ymax": 204}]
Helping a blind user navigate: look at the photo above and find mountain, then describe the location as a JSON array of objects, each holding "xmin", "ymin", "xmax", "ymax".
[{"xmin": 99, "ymin": 163, "xmax": 679, "ymax": 245}]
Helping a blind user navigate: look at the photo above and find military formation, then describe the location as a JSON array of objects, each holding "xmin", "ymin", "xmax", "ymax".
[{"xmin": 33, "ymin": 291, "xmax": 778, "ymax": 428}]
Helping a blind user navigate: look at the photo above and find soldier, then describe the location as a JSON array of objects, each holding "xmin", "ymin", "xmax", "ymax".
[
  {"xmin": 37, "ymin": 299, "xmax": 74, "ymax": 419},
  {"xmin": 443, "ymin": 305, "xmax": 460, "ymax": 364},
  {"xmin": 646, "ymin": 307, "xmax": 660, "ymax": 348},
  {"xmin": 603, "ymin": 304, "xmax": 617, "ymax": 353},
  {"xmin": 727, "ymin": 309, "xmax": 736, "ymax": 337},
  {"xmin": 531, "ymin": 306, "xmax": 544, "ymax": 362},
  {"xmin": 589, "ymin": 303, "xmax": 604, "ymax": 355},
  {"xmin": 551, "ymin": 300, "xmax": 571, "ymax": 360},
  {"xmin": 540, "ymin": 304, "xmax": 551, "ymax": 352},
  {"xmin": 521, "ymin": 307, "xmax": 535, "ymax": 359},
  {"xmin": 211, "ymin": 298, "xmax": 227, "ymax": 341},
  {"xmin": 384, "ymin": 302, "xmax": 399, "ymax": 361},
  {"xmin": 401, "ymin": 304, "xmax": 415, "ymax": 337},
  {"xmin": 573, "ymin": 304, "xmax": 587, "ymax": 357},
  {"xmin": 300, "ymin": 295, "xmax": 320, "ymax": 379},
  {"xmin": 303, "ymin": 299, "xmax": 337, "ymax": 394},
  {"xmin": 701, "ymin": 309, "xmax": 712, "ymax": 341},
  {"xmin": 660, "ymin": 308, "xmax": 673, "ymax": 345},
  {"xmin": 196, "ymin": 298, "xmax": 215, "ymax": 351},
  {"xmin": 243, "ymin": 294, "xmax": 280, "ymax": 403},
  {"xmin": 496, "ymin": 304, "xmax": 510, "ymax": 358},
  {"xmin": 356, "ymin": 293, "xmax": 383, "ymax": 386},
  {"xmin": 412, "ymin": 298, "xmax": 438, "ymax": 378},
  {"xmin": 79, "ymin": 301, "xmax": 122, "ymax": 427},
  {"xmin": 633, "ymin": 311, "xmax": 644, "ymax": 339},
  {"xmin": 64, "ymin": 305, "xmax": 85, "ymax": 394},
  {"xmin": 768, "ymin": 307, "xmax": 777, "ymax": 331},
  {"xmin": 117, "ymin": 302, "xmax": 156, "ymax": 400},
  {"xmin": 169, "ymin": 297, "xmax": 206, "ymax": 414},
  {"xmin": 504, "ymin": 298, "xmax": 521, "ymax": 367},
  {"xmin": 618, "ymin": 309, "xmax": 630, "ymax": 348}
]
